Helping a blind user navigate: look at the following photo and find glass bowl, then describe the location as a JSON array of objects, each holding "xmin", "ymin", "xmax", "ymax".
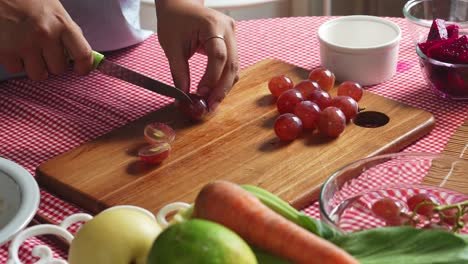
[
  {"xmin": 319, "ymin": 153, "xmax": 468, "ymax": 234},
  {"xmin": 403, "ymin": 0, "xmax": 468, "ymax": 44},
  {"xmin": 416, "ymin": 45, "xmax": 468, "ymax": 100}
]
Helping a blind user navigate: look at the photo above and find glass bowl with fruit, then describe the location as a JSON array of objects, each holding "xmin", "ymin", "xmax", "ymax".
[
  {"xmin": 319, "ymin": 153, "xmax": 468, "ymax": 234},
  {"xmin": 403, "ymin": 0, "xmax": 468, "ymax": 44},
  {"xmin": 403, "ymin": 0, "xmax": 468, "ymax": 100}
]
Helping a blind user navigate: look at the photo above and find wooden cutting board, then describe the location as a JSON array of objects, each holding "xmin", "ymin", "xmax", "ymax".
[{"xmin": 36, "ymin": 59, "xmax": 435, "ymax": 214}]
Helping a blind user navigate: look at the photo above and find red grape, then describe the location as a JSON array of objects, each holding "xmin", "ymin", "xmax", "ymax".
[
  {"xmin": 144, "ymin": 122, "xmax": 175, "ymax": 145},
  {"xmin": 308, "ymin": 67, "xmax": 335, "ymax": 92},
  {"xmin": 294, "ymin": 80, "xmax": 320, "ymax": 98},
  {"xmin": 268, "ymin": 75, "xmax": 294, "ymax": 97},
  {"xmin": 177, "ymin": 94, "xmax": 208, "ymax": 121},
  {"xmin": 307, "ymin": 90, "xmax": 332, "ymax": 110},
  {"xmin": 294, "ymin": 101, "xmax": 321, "ymax": 129},
  {"xmin": 274, "ymin": 113, "xmax": 303, "ymax": 141},
  {"xmin": 138, "ymin": 142, "xmax": 171, "ymax": 164},
  {"xmin": 371, "ymin": 197, "xmax": 402, "ymax": 221},
  {"xmin": 440, "ymin": 208, "xmax": 459, "ymax": 225},
  {"xmin": 407, "ymin": 193, "xmax": 436, "ymax": 217},
  {"xmin": 276, "ymin": 89, "xmax": 304, "ymax": 114},
  {"xmin": 337, "ymin": 81, "xmax": 363, "ymax": 102},
  {"xmin": 330, "ymin": 96, "xmax": 359, "ymax": 121},
  {"xmin": 317, "ymin": 107, "xmax": 346, "ymax": 137}
]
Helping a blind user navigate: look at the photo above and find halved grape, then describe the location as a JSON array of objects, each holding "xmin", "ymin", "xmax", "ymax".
[
  {"xmin": 177, "ymin": 94, "xmax": 208, "ymax": 121},
  {"xmin": 294, "ymin": 80, "xmax": 320, "ymax": 98},
  {"xmin": 330, "ymin": 96, "xmax": 359, "ymax": 121},
  {"xmin": 144, "ymin": 122, "xmax": 175, "ymax": 145},
  {"xmin": 294, "ymin": 101, "xmax": 321, "ymax": 129},
  {"xmin": 138, "ymin": 142, "xmax": 171, "ymax": 164},
  {"xmin": 307, "ymin": 90, "xmax": 332, "ymax": 110},
  {"xmin": 274, "ymin": 113, "xmax": 303, "ymax": 141},
  {"xmin": 276, "ymin": 89, "xmax": 304, "ymax": 114},
  {"xmin": 317, "ymin": 107, "xmax": 346, "ymax": 137},
  {"xmin": 268, "ymin": 75, "xmax": 294, "ymax": 97},
  {"xmin": 307, "ymin": 67, "xmax": 335, "ymax": 92},
  {"xmin": 337, "ymin": 81, "xmax": 363, "ymax": 102}
]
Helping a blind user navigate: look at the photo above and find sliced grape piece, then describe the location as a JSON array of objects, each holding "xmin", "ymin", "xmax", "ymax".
[
  {"xmin": 138, "ymin": 142, "xmax": 171, "ymax": 164},
  {"xmin": 144, "ymin": 122, "xmax": 175, "ymax": 144}
]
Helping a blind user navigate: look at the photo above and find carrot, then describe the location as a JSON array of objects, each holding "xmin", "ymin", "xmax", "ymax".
[{"xmin": 194, "ymin": 181, "xmax": 359, "ymax": 264}]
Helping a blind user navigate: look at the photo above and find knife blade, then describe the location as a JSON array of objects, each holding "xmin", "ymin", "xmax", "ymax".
[{"xmin": 92, "ymin": 51, "xmax": 192, "ymax": 103}]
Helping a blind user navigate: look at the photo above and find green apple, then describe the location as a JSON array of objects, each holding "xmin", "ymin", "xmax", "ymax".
[{"xmin": 68, "ymin": 207, "xmax": 161, "ymax": 264}]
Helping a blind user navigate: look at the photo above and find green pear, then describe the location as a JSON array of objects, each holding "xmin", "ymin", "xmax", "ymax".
[{"xmin": 69, "ymin": 207, "xmax": 161, "ymax": 264}]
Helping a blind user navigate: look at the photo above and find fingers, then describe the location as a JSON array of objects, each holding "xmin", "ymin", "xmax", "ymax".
[
  {"xmin": 0, "ymin": 55, "xmax": 23, "ymax": 74},
  {"xmin": 22, "ymin": 50, "xmax": 48, "ymax": 81},
  {"xmin": 198, "ymin": 20, "xmax": 239, "ymax": 111},
  {"xmin": 61, "ymin": 23, "xmax": 93, "ymax": 76},
  {"xmin": 166, "ymin": 48, "xmax": 191, "ymax": 93},
  {"xmin": 42, "ymin": 41, "xmax": 67, "ymax": 75},
  {"xmin": 197, "ymin": 37, "xmax": 228, "ymax": 98},
  {"xmin": 205, "ymin": 35, "xmax": 239, "ymax": 111}
]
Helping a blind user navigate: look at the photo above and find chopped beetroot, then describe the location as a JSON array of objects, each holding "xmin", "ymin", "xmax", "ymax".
[
  {"xmin": 427, "ymin": 19, "xmax": 448, "ymax": 41},
  {"xmin": 427, "ymin": 35, "xmax": 468, "ymax": 64},
  {"xmin": 446, "ymin": 24, "xmax": 460, "ymax": 39}
]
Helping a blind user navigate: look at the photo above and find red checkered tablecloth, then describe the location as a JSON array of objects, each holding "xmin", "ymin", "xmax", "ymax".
[{"xmin": 0, "ymin": 16, "xmax": 467, "ymax": 263}]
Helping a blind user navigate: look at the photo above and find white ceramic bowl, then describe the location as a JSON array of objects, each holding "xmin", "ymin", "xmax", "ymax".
[
  {"xmin": 317, "ymin": 15, "xmax": 401, "ymax": 86},
  {"xmin": 0, "ymin": 158, "xmax": 40, "ymax": 246}
]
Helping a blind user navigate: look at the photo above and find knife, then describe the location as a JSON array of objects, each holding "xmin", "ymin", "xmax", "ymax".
[{"xmin": 91, "ymin": 51, "xmax": 193, "ymax": 103}]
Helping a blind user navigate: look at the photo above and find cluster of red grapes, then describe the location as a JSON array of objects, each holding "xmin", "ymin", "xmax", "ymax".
[
  {"xmin": 371, "ymin": 193, "xmax": 468, "ymax": 232},
  {"xmin": 269, "ymin": 67, "xmax": 363, "ymax": 141},
  {"xmin": 138, "ymin": 122, "xmax": 176, "ymax": 164}
]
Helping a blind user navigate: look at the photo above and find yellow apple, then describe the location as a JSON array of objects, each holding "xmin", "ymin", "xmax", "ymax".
[{"xmin": 68, "ymin": 207, "xmax": 161, "ymax": 264}]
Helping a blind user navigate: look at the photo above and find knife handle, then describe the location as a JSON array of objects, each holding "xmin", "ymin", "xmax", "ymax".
[
  {"xmin": 92, "ymin": 51, "xmax": 105, "ymax": 69},
  {"xmin": 66, "ymin": 50, "xmax": 105, "ymax": 70}
]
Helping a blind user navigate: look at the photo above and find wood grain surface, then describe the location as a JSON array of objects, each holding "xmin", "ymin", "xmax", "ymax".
[
  {"xmin": 423, "ymin": 120, "xmax": 468, "ymax": 193},
  {"xmin": 36, "ymin": 59, "xmax": 435, "ymax": 215}
]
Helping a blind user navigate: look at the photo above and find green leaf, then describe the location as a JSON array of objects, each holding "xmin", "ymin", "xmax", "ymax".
[
  {"xmin": 241, "ymin": 185, "xmax": 339, "ymax": 239},
  {"xmin": 332, "ymin": 226, "xmax": 468, "ymax": 264}
]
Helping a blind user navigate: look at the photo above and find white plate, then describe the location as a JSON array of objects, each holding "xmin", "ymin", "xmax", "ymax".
[{"xmin": 0, "ymin": 158, "xmax": 40, "ymax": 246}]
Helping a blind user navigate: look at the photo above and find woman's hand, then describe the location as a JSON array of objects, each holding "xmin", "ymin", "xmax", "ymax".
[
  {"xmin": 156, "ymin": 0, "xmax": 239, "ymax": 111},
  {"xmin": 0, "ymin": 0, "xmax": 93, "ymax": 80}
]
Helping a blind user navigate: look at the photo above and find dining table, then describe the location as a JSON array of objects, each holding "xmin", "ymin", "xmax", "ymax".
[{"xmin": 1, "ymin": 15, "xmax": 467, "ymax": 263}]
